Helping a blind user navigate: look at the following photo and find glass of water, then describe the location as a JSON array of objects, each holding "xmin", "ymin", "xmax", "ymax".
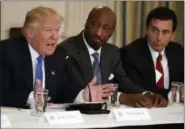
[
  {"xmin": 168, "ymin": 82, "xmax": 183, "ymax": 105},
  {"xmin": 33, "ymin": 89, "xmax": 49, "ymax": 116},
  {"xmin": 108, "ymin": 84, "xmax": 119, "ymax": 107}
]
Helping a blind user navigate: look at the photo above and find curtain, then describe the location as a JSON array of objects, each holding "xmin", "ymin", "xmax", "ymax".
[{"xmin": 115, "ymin": 1, "xmax": 184, "ymax": 47}]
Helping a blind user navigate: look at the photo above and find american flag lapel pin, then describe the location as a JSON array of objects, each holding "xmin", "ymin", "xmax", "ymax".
[
  {"xmin": 66, "ymin": 56, "xmax": 69, "ymax": 59},
  {"xmin": 51, "ymin": 71, "xmax": 55, "ymax": 75}
]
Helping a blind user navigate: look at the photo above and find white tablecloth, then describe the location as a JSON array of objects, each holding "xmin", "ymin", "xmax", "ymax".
[{"xmin": 1, "ymin": 104, "xmax": 184, "ymax": 128}]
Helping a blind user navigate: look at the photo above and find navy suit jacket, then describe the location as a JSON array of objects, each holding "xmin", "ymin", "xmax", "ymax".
[
  {"xmin": 1, "ymin": 36, "xmax": 76, "ymax": 108},
  {"xmin": 120, "ymin": 37, "xmax": 184, "ymax": 98}
]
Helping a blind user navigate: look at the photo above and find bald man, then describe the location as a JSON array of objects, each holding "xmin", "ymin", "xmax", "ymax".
[{"xmin": 60, "ymin": 6, "xmax": 167, "ymax": 107}]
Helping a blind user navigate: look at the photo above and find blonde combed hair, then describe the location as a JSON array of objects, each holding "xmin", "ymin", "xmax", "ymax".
[{"xmin": 22, "ymin": 6, "xmax": 63, "ymax": 35}]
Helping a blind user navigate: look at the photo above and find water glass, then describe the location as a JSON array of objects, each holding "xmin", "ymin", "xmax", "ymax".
[
  {"xmin": 33, "ymin": 89, "xmax": 49, "ymax": 116},
  {"xmin": 108, "ymin": 84, "xmax": 119, "ymax": 106},
  {"xmin": 168, "ymin": 82, "xmax": 183, "ymax": 105}
]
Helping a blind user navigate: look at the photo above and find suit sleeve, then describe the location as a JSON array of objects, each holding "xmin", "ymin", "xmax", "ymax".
[
  {"xmin": 120, "ymin": 47, "xmax": 146, "ymax": 87},
  {"xmin": 114, "ymin": 47, "xmax": 146, "ymax": 93},
  {"xmin": 58, "ymin": 45, "xmax": 86, "ymax": 102},
  {"xmin": 0, "ymin": 43, "xmax": 2, "ymax": 104},
  {"xmin": 1, "ymin": 41, "xmax": 30, "ymax": 108}
]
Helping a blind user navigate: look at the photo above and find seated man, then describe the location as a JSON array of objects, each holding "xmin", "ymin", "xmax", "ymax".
[
  {"xmin": 120, "ymin": 7, "xmax": 184, "ymax": 100},
  {"xmin": 1, "ymin": 6, "xmax": 76, "ymax": 108},
  {"xmin": 60, "ymin": 6, "xmax": 168, "ymax": 108}
]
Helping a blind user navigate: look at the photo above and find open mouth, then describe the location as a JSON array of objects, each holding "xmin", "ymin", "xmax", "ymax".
[
  {"xmin": 46, "ymin": 43, "xmax": 55, "ymax": 47},
  {"xmin": 94, "ymin": 38, "xmax": 102, "ymax": 44}
]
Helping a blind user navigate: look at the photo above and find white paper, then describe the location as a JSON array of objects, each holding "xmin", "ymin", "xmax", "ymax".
[
  {"xmin": 1, "ymin": 114, "xmax": 11, "ymax": 128},
  {"xmin": 44, "ymin": 111, "xmax": 84, "ymax": 125},
  {"xmin": 113, "ymin": 108, "xmax": 151, "ymax": 121}
]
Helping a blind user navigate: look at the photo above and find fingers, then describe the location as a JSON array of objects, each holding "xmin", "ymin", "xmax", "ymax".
[
  {"xmin": 152, "ymin": 95, "xmax": 160, "ymax": 107},
  {"xmin": 35, "ymin": 79, "xmax": 42, "ymax": 91},
  {"xmin": 101, "ymin": 92, "xmax": 111, "ymax": 99},
  {"xmin": 156, "ymin": 96, "xmax": 168, "ymax": 107},
  {"xmin": 137, "ymin": 97, "xmax": 153, "ymax": 108},
  {"xmin": 89, "ymin": 76, "xmax": 97, "ymax": 86},
  {"xmin": 159, "ymin": 99, "xmax": 168, "ymax": 107},
  {"xmin": 151, "ymin": 94, "xmax": 167, "ymax": 107},
  {"xmin": 102, "ymin": 86, "xmax": 115, "ymax": 93},
  {"xmin": 101, "ymin": 83, "xmax": 113, "ymax": 88}
]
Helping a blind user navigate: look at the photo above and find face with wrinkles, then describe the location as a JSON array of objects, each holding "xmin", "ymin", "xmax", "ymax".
[
  {"xmin": 84, "ymin": 7, "xmax": 116, "ymax": 50},
  {"xmin": 28, "ymin": 17, "xmax": 61, "ymax": 55}
]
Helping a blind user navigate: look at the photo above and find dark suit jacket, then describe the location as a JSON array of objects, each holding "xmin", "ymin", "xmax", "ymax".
[
  {"xmin": 1, "ymin": 36, "xmax": 75, "ymax": 108},
  {"xmin": 120, "ymin": 37, "xmax": 184, "ymax": 98},
  {"xmin": 0, "ymin": 43, "xmax": 2, "ymax": 104},
  {"xmin": 60, "ymin": 32, "xmax": 145, "ymax": 94}
]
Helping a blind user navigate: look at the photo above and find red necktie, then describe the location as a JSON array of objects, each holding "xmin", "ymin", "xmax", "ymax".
[{"xmin": 156, "ymin": 53, "xmax": 164, "ymax": 88}]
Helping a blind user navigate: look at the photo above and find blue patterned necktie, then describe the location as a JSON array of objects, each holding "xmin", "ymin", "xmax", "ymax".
[
  {"xmin": 35, "ymin": 56, "xmax": 43, "ymax": 87},
  {"xmin": 92, "ymin": 52, "xmax": 101, "ymax": 85}
]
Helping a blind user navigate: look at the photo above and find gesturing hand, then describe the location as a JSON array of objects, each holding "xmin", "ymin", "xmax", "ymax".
[{"xmin": 83, "ymin": 77, "xmax": 115, "ymax": 102}]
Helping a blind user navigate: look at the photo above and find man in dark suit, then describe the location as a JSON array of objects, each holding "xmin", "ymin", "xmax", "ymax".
[
  {"xmin": 61, "ymin": 6, "xmax": 165, "ymax": 107},
  {"xmin": 120, "ymin": 7, "xmax": 184, "ymax": 102},
  {"xmin": 1, "ymin": 6, "xmax": 75, "ymax": 108}
]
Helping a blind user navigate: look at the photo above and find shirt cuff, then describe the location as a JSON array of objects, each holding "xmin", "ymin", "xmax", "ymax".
[
  {"xmin": 142, "ymin": 91, "xmax": 153, "ymax": 95},
  {"xmin": 117, "ymin": 92, "xmax": 122, "ymax": 104},
  {"xmin": 26, "ymin": 91, "xmax": 35, "ymax": 109},
  {"xmin": 74, "ymin": 89, "xmax": 85, "ymax": 103}
]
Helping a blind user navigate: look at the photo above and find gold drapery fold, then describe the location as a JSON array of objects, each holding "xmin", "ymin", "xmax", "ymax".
[{"xmin": 114, "ymin": 1, "xmax": 184, "ymax": 47}]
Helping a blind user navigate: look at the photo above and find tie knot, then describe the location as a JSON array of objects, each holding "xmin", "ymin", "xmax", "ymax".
[
  {"xmin": 37, "ymin": 56, "xmax": 43, "ymax": 63},
  {"xmin": 157, "ymin": 53, "xmax": 162, "ymax": 62},
  {"xmin": 92, "ymin": 52, "xmax": 99, "ymax": 60}
]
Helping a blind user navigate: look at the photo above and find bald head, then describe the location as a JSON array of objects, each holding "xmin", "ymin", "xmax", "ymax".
[
  {"xmin": 86, "ymin": 6, "xmax": 116, "ymax": 28},
  {"xmin": 84, "ymin": 6, "xmax": 116, "ymax": 50}
]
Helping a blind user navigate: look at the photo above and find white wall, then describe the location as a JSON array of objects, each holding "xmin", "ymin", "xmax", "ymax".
[
  {"xmin": 1, "ymin": 0, "xmax": 114, "ymax": 43},
  {"xmin": 1, "ymin": 0, "xmax": 66, "ymax": 40}
]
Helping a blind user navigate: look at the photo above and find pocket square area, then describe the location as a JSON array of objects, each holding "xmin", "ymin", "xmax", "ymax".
[{"xmin": 108, "ymin": 74, "xmax": 114, "ymax": 80}]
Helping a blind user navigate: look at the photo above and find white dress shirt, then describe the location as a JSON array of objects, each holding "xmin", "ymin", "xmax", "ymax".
[
  {"xmin": 148, "ymin": 43, "xmax": 169, "ymax": 89},
  {"xmin": 26, "ymin": 44, "xmax": 45, "ymax": 108}
]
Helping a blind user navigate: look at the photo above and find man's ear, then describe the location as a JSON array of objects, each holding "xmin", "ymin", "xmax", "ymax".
[
  {"xmin": 171, "ymin": 32, "xmax": 175, "ymax": 41},
  {"xmin": 26, "ymin": 27, "xmax": 35, "ymax": 38}
]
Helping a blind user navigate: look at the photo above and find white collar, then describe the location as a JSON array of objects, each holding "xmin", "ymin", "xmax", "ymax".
[
  {"xmin": 28, "ymin": 43, "xmax": 40, "ymax": 62},
  {"xmin": 147, "ymin": 43, "xmax": 165, "ymax": 62},
  {"xmin": 82, "ymin": 31, "xmax": 101, "ymax": 56}
]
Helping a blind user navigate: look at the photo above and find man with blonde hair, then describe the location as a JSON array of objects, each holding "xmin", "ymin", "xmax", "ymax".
[{"xmin": 1, "ymin": 6, "xmax": 75, "ymax": 108}]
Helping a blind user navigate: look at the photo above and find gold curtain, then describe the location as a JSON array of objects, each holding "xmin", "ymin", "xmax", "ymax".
[{"xmin": 115, "ymin": 1, "xmax": 184, "ymax": 47}]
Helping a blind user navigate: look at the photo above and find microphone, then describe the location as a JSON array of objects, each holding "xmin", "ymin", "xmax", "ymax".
[
  {"xmin": 65, "ymin": 54, "xmax": 109, "ymax": 114},
  {"xmin": 65, "ymin": 54, "xmax": 92, "ymax": 102},
  {"xmin": 87, "ymin": 84, "xmax": 92, "ymax": 102}
]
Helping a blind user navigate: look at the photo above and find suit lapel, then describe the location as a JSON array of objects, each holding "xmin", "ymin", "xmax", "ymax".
[
  {"xmin": 44, "ymin": 56, "xmax": 57, "ymax": 100},
  {"xmin": 20, "ymin": 37, "xmax": 33, "ymax": 90},
  {"xmin": 140, "ymin": 39, "xmax": 156, "ymax": 90},
  {"xmin": 165, "ymin": 45, "xmax": 173, "ymax": 89},
  {"xmin": 74, "ymin": 36, "xmax": 93, "ymax": 84},
  {"xmin": 100, "ymin": 45, "xmax": 110, "ymax": 84}
]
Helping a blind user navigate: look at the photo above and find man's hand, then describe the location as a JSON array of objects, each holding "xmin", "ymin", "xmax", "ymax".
[
  {"xmin": 82, "ymin": 77, "xmax": 115, "ymax": 102},
  {"xmin": 180, "ymin": 86, "xmax": 184, "ymax": 103},
  {"xmin": 34, "ymin": 79, "xmax": 42, "ymax": 92},
  {"xmin": 146, "ymin": 93, "xmax": 168, "ymax": 107},
  {"xmin": 119, "ymin": 93, "xmax": 153, "ymax": 108},
  {"xmin": 33, "ymin": 79, "xmax": 51, "ymax": 108}
]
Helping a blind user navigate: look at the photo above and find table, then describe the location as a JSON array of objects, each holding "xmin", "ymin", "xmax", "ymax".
[{"xmin": 1, "ymin": 104, "xmax": 184, "ymax": 128}]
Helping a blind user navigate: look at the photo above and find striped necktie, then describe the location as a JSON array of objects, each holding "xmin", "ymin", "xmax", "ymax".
[{"xmin": 92, "ymin": 52, "xmax": 101, "ymax": 85}]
